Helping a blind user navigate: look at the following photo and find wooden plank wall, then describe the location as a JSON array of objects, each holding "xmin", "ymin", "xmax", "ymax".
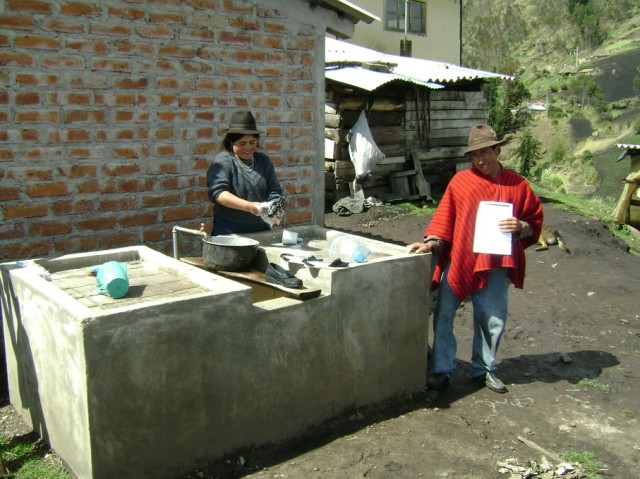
[{"xmin": 325, "ymin": 83, "xmax": 488, "ymax": 203}]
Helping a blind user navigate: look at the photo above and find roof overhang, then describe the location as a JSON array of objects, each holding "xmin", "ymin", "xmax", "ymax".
[
  {"xmin": 317, "ymin": 0, "xmax": 379, "ymax": 25},
  {"xmin": 615, "ymin": 143, "xmax": 640, "ymax": 161}
]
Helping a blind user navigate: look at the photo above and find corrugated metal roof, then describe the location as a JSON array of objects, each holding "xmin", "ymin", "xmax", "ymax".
[
  {"xmin": 325, "ymin": 37, "xmax": 509, "ymax": 91},
  {"xmin": 325, "ymin": 65, "xmax": 443, "ymax": 91},
  {"xmin": 615, "ymin": 143, "xmax": 640, "ymax": 161}
]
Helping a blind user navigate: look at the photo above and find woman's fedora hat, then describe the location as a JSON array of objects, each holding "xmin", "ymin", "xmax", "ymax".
[
  {"xmin": 464, "ymin": 124, "xmax": 507, "ymax": 155},
  {"xmin": 225, "ymin": 111, "xmax": 262, "ymax": 135}
]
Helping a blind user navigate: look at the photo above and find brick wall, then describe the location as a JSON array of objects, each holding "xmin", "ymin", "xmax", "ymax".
[{"xmin": 0, "ymin": 0, "xmax": 320, "ymax": 260}]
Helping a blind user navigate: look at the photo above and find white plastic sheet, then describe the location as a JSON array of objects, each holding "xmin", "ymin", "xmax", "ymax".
[{"xmin": 347, "ymin": 111, "xmax": 385, "ymax": 180}]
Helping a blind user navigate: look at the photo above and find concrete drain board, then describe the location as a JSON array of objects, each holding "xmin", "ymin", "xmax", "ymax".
[
  {"xmin": 52, "ymin": 259, "xmax": 213, "ymax": 311},
  {"xmin": 2, "ymin": 238, "xmax": 430, "ymax": 479}
]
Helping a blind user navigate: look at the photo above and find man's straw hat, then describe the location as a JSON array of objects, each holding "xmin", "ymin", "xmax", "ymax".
[{"xmin": 464, "ymin": 124, "xmax": 507, "ymax": 155}]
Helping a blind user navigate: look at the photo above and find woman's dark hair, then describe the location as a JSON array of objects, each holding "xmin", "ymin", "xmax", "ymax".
[{"xmin": 223, "ymin": 133, "xmax": 259, "ymax": 152}]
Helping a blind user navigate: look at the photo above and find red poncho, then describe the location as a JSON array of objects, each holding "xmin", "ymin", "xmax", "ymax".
[{"xmin": 426, "ymin": 167, "xmax": 543, "ymax": 300}]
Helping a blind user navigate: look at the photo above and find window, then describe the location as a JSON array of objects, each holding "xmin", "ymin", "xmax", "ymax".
[{"xmin": 384, "ymin": 0, "xmax": 426, "ymax": 35}]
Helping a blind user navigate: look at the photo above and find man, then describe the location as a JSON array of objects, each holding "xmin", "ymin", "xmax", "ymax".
[{"xmin": 408, "ymin": 124, "xmax": 543, "ymax": 393}]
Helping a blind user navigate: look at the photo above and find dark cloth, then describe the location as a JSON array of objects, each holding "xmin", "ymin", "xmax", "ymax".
[
  {"xmin": 206, "ymin": 150, "xmax": 283, "ymax": 235},
  {"xmin": 425, "ymin": 166, "xmax": 543, "ymax": 300}
]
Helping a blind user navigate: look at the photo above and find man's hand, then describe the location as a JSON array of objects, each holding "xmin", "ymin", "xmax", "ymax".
[
  {"xmin": 407, "ymin": 241, "xmax": 438, "ymax": 254},
  {"xmin": 498, "ymin": 217, "xmax": 522, "ymax": 234}
]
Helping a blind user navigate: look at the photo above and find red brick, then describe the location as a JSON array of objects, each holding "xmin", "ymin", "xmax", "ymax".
[
  {"xmin": 68, "ymin": 164, "xmax": 97, "ymax": 177},
  {"xmin": 118, "ymin": 178, "xmax": 153, "ymax": 193},
  {"xmin": 185, "ymin": 0, "xmax": 217, "ymax": 9},
  {"xmin": 0, "ymin": 222, "xmax": 25, "ymax": 240},
  {"xmin": 15, "ymin": 92, "xmax": 40, "ymax": 105},
  {"xmin": 6, "ymin": 0, "xmax": 51, "ymax": 14},
  {"xmin": 3, "ymin": 240, "xmax": 51, "ymax": 260},
  {"xmin": 143, "ymin": 227, "xmax": 167, "ymax": 243},
  {"xmin": 42, "ymin": 54, "xmax": 83, "ymax": 69},
  {"xmin": 99, "ymin": 232, "xmax": 137, "ymax": 249},
  {"xmin": 254, "ymin": 35, "xmax": 283, "ymax": 49},
  {"xmin": 158, "ymin": 110, "xmax": 189, "ymax": 121},
  {"xmin": 107, "ymin": 7, "xmax": 145, "ymax": 21},
  {"xmin": 54, "ymin": 236, "xmax": 97, "ymax": 253},
  {"xmin": 142, "ymin": 193, "xmax": 180, "ymax": 208},
  {"xmin": 91, "ymin": 58, "xmax": 131, "ymax": 72},
  {"xmin": 26, "ymin": 182, "xmax": 69, "ymax": 197},
  {"xmin": 77, "ymin": 216, "xmax": 117, "ymax": 231},
  {"xmin": 23, "ymin": 168, "xmax": 53, "ymax": 180},
  {"xmin": 0, "ymin": 14, "xmax": 36, "ymax": 29},
  {"xmin": 89, "ymin": 23, "xmax": 130, "ymax": 36},
  {"xmin": 113, "ymin": 77, "xmax": 149, "ymax": 89},
  {"xmin": 229, "ymin": 17, "xmax": 258, "ymax": 30},
  {"xmin": 21, "ymin": 129, "xmax": 39, "ymax": 141},
  {"xmin": 219, "ymin": 31, "xmax": 251, "ymax": 44},
  {"xmin": 186, "ymin": 190, "xmax": 208, "ymax": 203},
  {"xmin": 103, "ymin": 163, "xmax": 140, "ymax": 176},
  {"xmin": 136, "ymin": 25, "xmax": 174, "ymax": 39},
  {"xmin": 119, "ymin": 212, "xmax": 157, "ymax": 228},
  {"xmin": 99, "ymin": 197, "xmax": 136, "ymax": 212},
  {"xmin": 156, "ymin": 145, "xmax": 175, "ymax": 156},
  {"xmin": 0, "ymin": 186, "xmax": 19, "ymax": 200},
  {"xmin": 160, "ymin": 177, "xmax": 179, "ymax": 189},
  {"xmin": 150, "ymin": 12, "xmax": 186, "ymax": 24},
  {"xmin": 52, "ymin": 199, "xmax": 94, "ymax": 215},
  {"xmin": 113, "ymin": 93, "xmax": 135, "ymax": 105},
  {"xmin": 234, "ymin": 50, "xmax": 266, "ymax": 62},
  {"xmin": 180, "ymin": 28, "xmax": 214, "ymax": 41},
  {"xmin": 66, "ymin": 39, "xmax": 109, "ymax": 53},
  {"xmin": 15, "ymin": 110, "xmax": 60, "ymax": 123},
  {"xmin": 15, "ymin": 34, "xmax": 61, "ymax": 49},
  {"xmin": 60, "ymin": 2, "xmax": 100, "ymax": 17},
  {"xmin": 159, "ymin": 44, "xmax": 195, "ymax": 58},
  {"xmin": 30, "ymin": 220, "xmax": 72, "ymax": 236},
  {"xmin": 161, "ymin": 206, "xmax": 198, "ymax": 222},
  {"xmin": 114, "ymin": 40, "xmax": 154, "ymax": 56},
  {"xmin": 0, "ymin": 52, "xmax": 33, "ymax": 67},
  {"xmin": 2, "ymin": 203, "xmax": 48, "ymax": 219},
  {"xmin": 42, "ymin": 17, "xmax": 84, "ymax": 33},
  {"xmin": 284, "ymin": 210, "xmax": 311, "ymax": 225},
  {"xmin": 77, "ymin": 179, "xmax": 99, "ymax": 193},
  {"xmin": 0, "ymin": 149, "xmax": 14, "ymax": 161},
  {"xmin": 222, "ymin": 0, "xmax": 252, "ymax": 13}
]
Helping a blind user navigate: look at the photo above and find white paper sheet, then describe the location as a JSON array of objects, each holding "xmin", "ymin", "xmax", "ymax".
[{"xmin": 473, "ymin": 201, "xmax": 513, "ymax": 255}]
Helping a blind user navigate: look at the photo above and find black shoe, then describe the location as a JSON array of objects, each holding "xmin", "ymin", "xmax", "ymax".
[
  {"xmin": 426, "ymin": 373, "xmax": 450, "ymax": 391},
  {"xmin": 266, "ymin": 263, "xmax": 303, "ymax": 289},
  {"xmin": 473, "ymin": 372, "xmax": 507, "ymax": 393}
]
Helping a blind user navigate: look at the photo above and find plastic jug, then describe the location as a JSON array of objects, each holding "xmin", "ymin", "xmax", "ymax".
[
  {"xmin": 328, "ymin": 234, "xmax": 371, "ymax": 263},
  {"xmin": 95, "ymin": 261, "xmax": 129, "ymax": 298}
]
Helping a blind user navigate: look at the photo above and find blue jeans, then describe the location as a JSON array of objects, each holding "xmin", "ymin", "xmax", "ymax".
[{"xmin": 430, "ymin": 264, "xmax": 510, "ymax": 378}]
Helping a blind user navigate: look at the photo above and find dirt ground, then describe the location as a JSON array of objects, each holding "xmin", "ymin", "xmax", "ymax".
[{"xmin": 1, "ymin": 200, "xmax": 639, "ymax": 478}]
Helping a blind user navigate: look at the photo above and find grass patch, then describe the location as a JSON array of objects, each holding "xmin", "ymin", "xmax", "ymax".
[
  {"xmin": 0, "ymin": 434, "xmax": 69, "ymax": 479},
  {"xmin": 560, "ymin": 450, "xmax": 605, "ymax": 479},
  {"xmin": 577, "ymin": 378, "xmax": 613, "ymax": 395}
]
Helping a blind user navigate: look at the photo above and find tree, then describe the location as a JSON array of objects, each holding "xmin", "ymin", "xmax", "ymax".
[
  {"xmin": 513, "ymin": 130, "xmax": 542, "ymax": 179},
  {"xmin": 484, "ymin": 76, "xmax": 531, "ymax": 137}
]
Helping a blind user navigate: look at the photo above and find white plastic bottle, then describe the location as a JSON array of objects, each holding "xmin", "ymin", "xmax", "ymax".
[{"xmin": 328, "ymin": 234, "xmax": 371, "ymax": 263}]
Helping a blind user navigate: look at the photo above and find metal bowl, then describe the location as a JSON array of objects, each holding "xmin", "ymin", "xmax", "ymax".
[{"xmin": 202, "ymin": 235, "xmax": 260, "ymax": 271}]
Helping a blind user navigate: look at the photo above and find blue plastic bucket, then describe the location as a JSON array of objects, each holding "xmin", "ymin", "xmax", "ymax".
[{"xmin": 95, "ymin": 261, "xmax": 129, "ymax": 299}]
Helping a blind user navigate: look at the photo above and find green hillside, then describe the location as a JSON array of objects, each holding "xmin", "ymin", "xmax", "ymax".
[{"xmin": 461, "ymin": 0, "xmax": 640, "ymax": 203}]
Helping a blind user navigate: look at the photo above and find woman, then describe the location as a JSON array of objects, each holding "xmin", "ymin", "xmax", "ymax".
[{"xmin": 206, "ymin": 111, "xmax": 284, "ymax": 235}]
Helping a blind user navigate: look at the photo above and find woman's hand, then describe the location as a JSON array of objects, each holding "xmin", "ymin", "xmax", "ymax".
[{"xmin": 407, "ymin": 241, "xmax": 437, "ymax": 254}]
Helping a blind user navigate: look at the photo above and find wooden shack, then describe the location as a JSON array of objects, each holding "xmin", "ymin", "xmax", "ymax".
[{"xmin": 324, "ymin": 38, "xmax": 508, "ymax": 205}]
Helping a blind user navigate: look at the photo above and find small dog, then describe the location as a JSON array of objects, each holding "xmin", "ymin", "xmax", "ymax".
[{"xmin": 535, "ymin": 226, "xmax": 570, "ymax": 253}]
